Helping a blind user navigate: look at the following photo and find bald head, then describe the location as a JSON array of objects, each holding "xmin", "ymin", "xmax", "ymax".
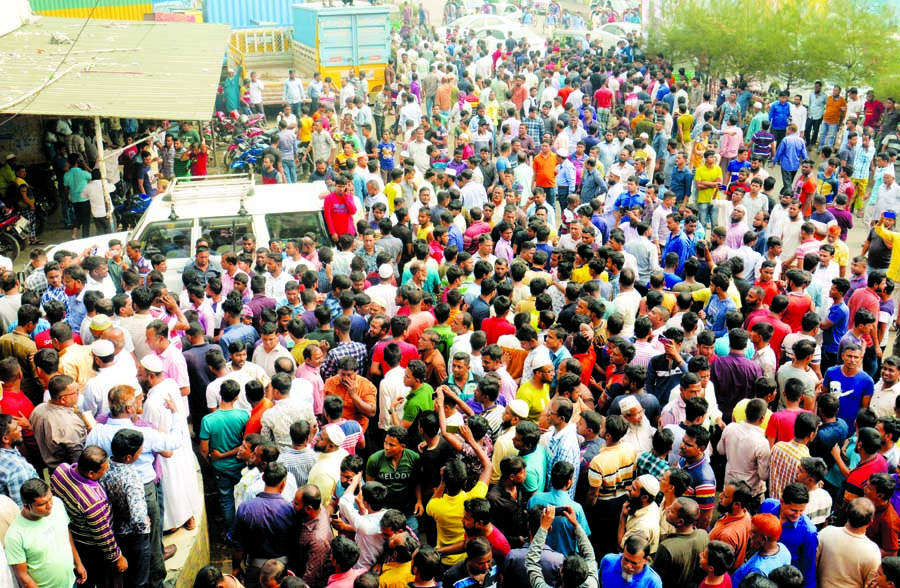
[{"xmin": 102, "ymin": 327, "xmax": 127, "ymax": 352}]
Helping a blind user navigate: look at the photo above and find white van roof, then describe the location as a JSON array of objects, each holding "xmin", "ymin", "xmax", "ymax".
[{"xmin": 157, "ymin": 174, "xmax": 326, "ymax": 222}]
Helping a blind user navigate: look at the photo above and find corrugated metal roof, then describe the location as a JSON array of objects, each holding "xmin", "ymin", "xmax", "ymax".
[{"xmin": 0, "ymin": 16, "xmax": 230, "ymax": 120}]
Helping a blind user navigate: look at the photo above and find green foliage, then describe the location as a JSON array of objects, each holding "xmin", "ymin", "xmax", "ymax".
[{"xmin": 651, "ymin": 0, "xmax": 899, "ymax": 92}]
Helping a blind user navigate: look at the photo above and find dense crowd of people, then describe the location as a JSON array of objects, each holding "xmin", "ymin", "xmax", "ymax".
[{"xmin": 2, "ymin": 3, "xmax": 900, "ymax": 588}]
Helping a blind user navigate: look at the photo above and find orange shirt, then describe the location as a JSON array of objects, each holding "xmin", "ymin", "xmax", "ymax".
[
  {"xmin": 245, "ymin": 397, "xmax": 274, "ymax": 435},
  {"xmin": 823, "ymin": 95, "xmax": 847, "ymax": 124},
  {"xmin": 323, "ymin": 375, "xmax": 377, "ymax": 432},
  {"xmin": 709, "ymin": 510, "xmax": 752, "ymax": 568},
  {"xmin": 533, "ymin": 151, "xmax": 557, "ymax": 188}
]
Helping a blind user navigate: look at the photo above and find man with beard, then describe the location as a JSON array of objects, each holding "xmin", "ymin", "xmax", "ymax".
[
  {"xmin": 726, "ymin": 206, "xmax": 750, "ymax": 251},
  {"xmin": 751, "ymin": 209, "xmax": 770, "ymax": 257},
  {"xmin": 620, "ymin": 396, "xmax": 656, "ymax": 454},
  {"xmin": 442, "ymin": 537, "xmax": 502, "ymax": 588},
  {"xmin": 599, "ymin": 534, "xmax": 661, "ymax": 588},
  {"xmin": 307, "ymin": 425, "xmax": 349, "ymax": 503},
  {"xmin": 778, "ymin": 199, "xmax": 805, "ymax": 261},
  {"xmin": 489, "ymin": 400, "xmax": 530, "ymax": 485},
  {"xmin": 709, "ymin": 479, "xmax": 755, "ymax": 570},
  {"xmin": 617, "ymin": 475, "xmax": 662, "ymax": 556}
]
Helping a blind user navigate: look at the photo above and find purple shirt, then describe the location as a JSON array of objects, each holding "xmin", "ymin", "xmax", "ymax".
[
  {"xmin": 231, "ymin": 492, "xmax": 296, "ymax": 559},
  {"xmin": 828, "ymin": 206, "xmax": 853, "ymax": 240},
  {"xmin": 495, "ymin": 238, "xmax": 514, "ymax": 265},
  {"xmin": 50, "ymin": 463, "xmax": 121, "ymax": 560},
  {"xmin": 710, "ymin": 351, "xmax": 763, "ymax": 423}
]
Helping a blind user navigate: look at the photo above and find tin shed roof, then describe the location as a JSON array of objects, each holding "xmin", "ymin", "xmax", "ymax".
[{"xmin": 0, "ymin": 16, "xmax": 230, "ymax": 120}]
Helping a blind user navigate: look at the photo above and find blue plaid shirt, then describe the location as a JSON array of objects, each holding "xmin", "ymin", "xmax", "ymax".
[
  {"xmin": 546, "ymin": 424, "xmax": 581, "ymax": 498},
  {"xmin": 41, "ymin": 286, "xmax": 69, "ymax": 313},
  {"xmin": 525, "ymin": 116, "xmax": 545, "ymax": 145},
  {"xmin": 0, "ymin": 448, "xmax": 38, "ymax": 507},
  {"xmin": 320, "ymin": 341, "xmax": 368, "ymax": 381}
]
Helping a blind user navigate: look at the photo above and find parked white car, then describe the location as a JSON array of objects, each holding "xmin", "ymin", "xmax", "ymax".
[
  {"xmin": 49, "ymin": 175, "xmax": 330, "ymax": 293},
  {"xmin": 468, "ymin": 23, "xmax": 546, "ymax": 55},
  {"xmin": 439, "ymin": 13, "xmax": 509, "ymax": 37}
]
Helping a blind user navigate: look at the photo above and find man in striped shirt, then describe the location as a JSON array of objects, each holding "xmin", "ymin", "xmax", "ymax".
[
  {"xmin": 585, "ymin": 415, "xmax": 636, "ymax": 556},
  {"xmin": 50, "ymin": 445, "xmax": 127, "ymax": 583},
  {"xmin": 677, "ymin": 424, "xmax": 716, "ymax": 531}
]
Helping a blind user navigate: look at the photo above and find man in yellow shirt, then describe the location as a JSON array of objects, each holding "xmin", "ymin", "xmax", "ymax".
[
  {"xmin": 694, "ymin": 149, "xmax": 723, "ymax": 230},
  {"xmin": 299, "ymin": 110, "xmax": 314, "ymax": 176},
  {"xmin": 874, "ymin": 213, "xmax": 900, "ymax": 327},
  {"xmin": 425, "ymin": 426, "xmax": 493, "ymax": 566},
  {"xmin": 516, "ymin": 354, "xmax": 553, "ymax": 422}
]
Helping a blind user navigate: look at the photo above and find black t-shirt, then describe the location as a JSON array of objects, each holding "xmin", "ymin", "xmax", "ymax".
[
  {"xmin": 419, "ymin": 435, "xmax": 455, "ymax": 494},
  {"xmin": 867, "ymin": 227, "xmax": 893, "ymax": 270},
  {"xmin": 365, "ymin": 137, "xmax": 378, "ymax": 156}
]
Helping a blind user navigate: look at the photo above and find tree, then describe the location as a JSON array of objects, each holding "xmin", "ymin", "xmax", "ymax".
[{"xmin": 651, "ymin": 0, "xmax": 898, "ymax": 93}]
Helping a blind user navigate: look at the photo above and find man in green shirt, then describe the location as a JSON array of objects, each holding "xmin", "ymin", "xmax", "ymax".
[
  {"xmin": 513, "ymin": 420, "xmax": 547, "ymax": 499},
  {"xmin": 63, "ymin": 156, "xmax": 91, "ymax": 203},
  {"xmin": 173, "ymin": 137, "xmax": 191, "ymax": 179},
  {"xmin": 365, "ymin": 426, "xmax": 423, "ymax": 530},
  {"xmin": 199, "ymin": 380, "xmax": 249, "ymax": 532},
  {"xmin": 389, "ymin": 359, "xmax": 434, "ymax": 447}
]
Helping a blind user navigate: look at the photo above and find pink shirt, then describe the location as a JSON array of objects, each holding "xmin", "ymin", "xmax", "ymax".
[
  {"xmin": 296, "ymin": 362, "xmax": 325, "ymax": 415},
  {"xmin": 326, "ymin": 569, "xmax": 365, "ymax": 588},
  {"xmin": 719, "ymin": 126, "xmax": 743, "ymax": 158},
  {"xmin": 221, "ymin": 269, "xmax": 248, "ymax": 298}
]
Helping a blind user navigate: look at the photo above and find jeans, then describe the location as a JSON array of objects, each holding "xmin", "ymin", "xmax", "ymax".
[
  {"xmin": 72, "ymin": 200, "xmax": 91, "ymax": 237},
  {"xmin": 698, "ymin": 202, "xmax": 714, "ymax": 228},
  {"xmin": 144, "ymin": 481, "xmax": 166, "ymax": 588},
  {"xmin": 556, "ymin": 185, "xmax": 570, "ymax": 211},
  {"xmin": 76, "ymin": 543, "xmax": 117, "ymax": 588},
  {"xmin": 819, "ymin": 122, "xmax": 839, "ymax": 148},
  {"xmin": 117, "ymin": 533, "xmax": 151, "ymax": 588},
  {"xmin": 93, "ymin": 216, "xmax": 112, "ymax": 235},
  {"xmin": 772, "ymin": 128, "xmax": 786, "ymax": 147},
  {"xmin": 805, "ymin": 117, "xmax": 823, "ymax": 145},
  {"xmin": 283, "ymin": 159, "xmax": 297, "ymax": 183},
  {"xmin": 425, "ymin": 96, "xmax": 434, "ymax": 116},
  {"xmin": 781, "ymin": 167, "xmax": 797, "ymax": 192},
  {"xmin": 291, "ymin": 102, "xmax": 303, "ymax": 117},
  {"xmin": 214, "ymin": 468, "xmax": 243, "ymax": 533},
  {"xmin": 61, "ymin": 197, "xmax": 75, "ymax": 227},
  {"xmin": 540, "ymin": 186, "xmax": 557, "ymax": 208},
  {"xmin": 406, "ymin": 514, "xmax": 419, "ymax": 533},
  {"xmin": 374, "ymin": 115, "xmax": 385, "ymax": 139}
]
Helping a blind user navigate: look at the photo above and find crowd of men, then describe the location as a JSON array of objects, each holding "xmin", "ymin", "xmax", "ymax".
[{"xmin": 3, "ymin": 5, "xmax": 900, "ymax": 588}]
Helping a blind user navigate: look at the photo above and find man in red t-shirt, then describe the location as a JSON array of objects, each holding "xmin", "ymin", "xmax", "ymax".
[
  {"xmin": 323, "ymin": 177, "xmax": 358, "ymax": 243},
  {"xmin": 847, "ymin": 272, "xmax": 885, "ymax": 332},
  {"xmin": 480, "ymin": 297, "xmax": 516, "ymax": 345},
  {"xmin": 864, "ymin": 91, "xmax": 886, "ymax": 131},
  {"xmin": 746, "ymin": 295, "xmax": 792, "ymax": 363},
  {"xmin": 0, "ymin": 358, "xmax": 37, "ymax": 466},
  {"xmin": 369, "ymin": 316, "xmax": 419, "ymax": 377},
  {"xmin": 792, "ymin": 160, "xmax": 817, "ymax": 218}
]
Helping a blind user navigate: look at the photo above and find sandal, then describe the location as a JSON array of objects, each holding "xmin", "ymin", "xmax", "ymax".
[
  {"xmin": 183, "ymin": 516, "xmax": 196, "ymax": 531},
  {"xmin": 30, "ymin": 240, "xmax": 45, "ymax": 245}
]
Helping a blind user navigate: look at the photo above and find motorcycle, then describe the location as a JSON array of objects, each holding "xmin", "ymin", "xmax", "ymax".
[
  {"xmin": 22, "ymin": 163, "xmax": 60, "ymax": 234},
  {"xmin": 224, "ymin": 130, "xmax": 275, "ymax": 169},
  {"xmin": 0, "ymin": 207, "xmax": 31, "ymax": 263},
  {"xmin": 113, "ymin": 191, "xmax": 151, "ymax": 231}
]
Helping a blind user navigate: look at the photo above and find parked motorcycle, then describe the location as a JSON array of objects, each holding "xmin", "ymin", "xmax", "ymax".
[
  {"xmin": 0, "ymin": 207, "xmax": 31, "ymax": 263},
  {"xmin": 113, "ymin": 191, "xmax": 151, "ymax": 231},
  {"xmin": 21, "ymin": 163, "xmax": 59, "ymax": 235}
]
